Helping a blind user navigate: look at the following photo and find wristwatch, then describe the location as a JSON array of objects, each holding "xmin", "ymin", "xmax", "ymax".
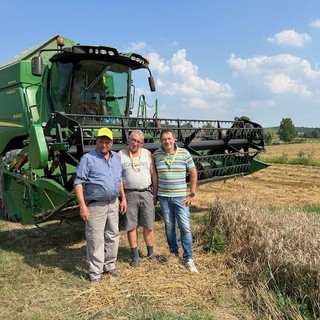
[{"xmin": 189, "ymin": 192, "xmax": 195, "ymax": 197}]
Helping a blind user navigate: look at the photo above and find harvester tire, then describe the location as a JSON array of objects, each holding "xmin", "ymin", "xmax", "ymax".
[{"xmin": 3, "ymin": 197, "xmax": 18, "ymax": 222}]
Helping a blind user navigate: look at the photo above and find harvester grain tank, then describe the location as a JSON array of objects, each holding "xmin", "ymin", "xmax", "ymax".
[{"xmin": 0, "ymin": 35, "xmax": 268, "ymax": 225}]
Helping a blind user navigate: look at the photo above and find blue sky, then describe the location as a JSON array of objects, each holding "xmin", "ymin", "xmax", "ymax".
[{"xmin": 1, "ymin": 0, "xmax": 320, "ymax": 127}]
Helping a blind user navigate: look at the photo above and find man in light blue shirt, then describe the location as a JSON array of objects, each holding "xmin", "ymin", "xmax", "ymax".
[{"xmin": 74, "ymin": 127, "xmax": 127, "ymax": 283}]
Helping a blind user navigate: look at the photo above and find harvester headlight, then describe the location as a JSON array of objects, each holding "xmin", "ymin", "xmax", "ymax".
[
  {"xmin": 85, "ymin": 47, "xmax": 117, "ymax": 56},
  {"xmin": 130, "ymin": 55, "xmax": 143, "ymax": 64}
]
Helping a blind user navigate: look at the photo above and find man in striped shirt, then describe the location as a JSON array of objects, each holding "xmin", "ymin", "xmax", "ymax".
[{"xmin": 153, "ymin": 129, "xmax": 199, "ymax": 273}]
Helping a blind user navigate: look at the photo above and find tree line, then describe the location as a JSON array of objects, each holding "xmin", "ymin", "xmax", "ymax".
[{"xmin": 261, "ymin": 117, "xmax": 319, "ymax": 144}]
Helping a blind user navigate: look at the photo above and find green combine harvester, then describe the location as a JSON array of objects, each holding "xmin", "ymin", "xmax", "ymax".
[{"xmin": 0, "ymin": 35, "xmax": 268, "ymax": 225}]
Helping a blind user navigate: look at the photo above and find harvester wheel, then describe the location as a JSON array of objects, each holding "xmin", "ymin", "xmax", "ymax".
[
  {"xmin": 0, "ymin": 165, "xmax": 3, "ymax": 209},
  {"xmin": 1, "ymin": 151, "xmax": 20, "ymax": 222},
  {"xmin": 3, "ymin": 196, "xmax": 18, "ymax": 222}
]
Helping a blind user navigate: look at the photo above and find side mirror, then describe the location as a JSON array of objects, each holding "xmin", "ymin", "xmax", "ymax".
[
  {"xmin": 31, "ymin": 56, "xmax": 43, "ymax": 76},
  {"xmin": 148, "ymin": 76, "xmax": 156, "ymax": 92}
]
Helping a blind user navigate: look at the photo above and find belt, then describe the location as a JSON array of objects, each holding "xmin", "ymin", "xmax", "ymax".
[
  {"xmin": 125, "ymin": 187, "xmax": 150, "ymax": 192},
  {"xmin": 86, "ymin": 199, "xmax": 115, "ymax": 205},
  {"xmin": 87, "ymin": 200, "xmax": 98, "ymax": 205}
]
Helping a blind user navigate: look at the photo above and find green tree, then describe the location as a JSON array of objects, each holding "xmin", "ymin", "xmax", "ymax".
[
  {"xmin": 181, "ymin": 122, "xmax": 193, "ymax": 128},
  {"xmin": 278, "ymin": 118, "xmax": 298, "ymax": 142},
  {"xmin": 234, "ymin": 115, "xmax": 253, "ymax": 129},
  {"xmin": 304, "ymin": 128, "xmax": 320, "ymax": 139},
  {"xmin": 234, "ymin": 115, "xmax": 251, "ymax": 122},
  {"xmin": 264, "ymin": 130, "xmax": 275, "ymax": 145}
]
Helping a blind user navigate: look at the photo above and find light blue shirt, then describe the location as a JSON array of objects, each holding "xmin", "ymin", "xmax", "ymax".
[{"xmin": 74, "ymin": 148, "xmax": 122, "ymax": 203}]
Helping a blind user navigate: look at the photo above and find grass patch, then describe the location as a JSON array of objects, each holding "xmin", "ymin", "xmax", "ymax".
[
  {"xmin": 260, "ymin": 156, "xmax": 320, "ymax": 166},
  {"xmin": 301, "ymin": 206, "xmax": 320, "ymax": 214},
  {"xmin": 268, "ymin": 205, "xmax": 320, "ymax": 216},
  {"xmin": 202, "ymin": 228, "xmax": 226, "ymax": 254},
  {"xmin": 258, "ymin": 149, "xmax": 320, "ymax": 166},
  {"xmin": 258, "ymin": 141, "xmax": 320, "ymax": 166},
  {"xmin": 0, "ymin": 219, "xmax": 87, "ymax": 320}
]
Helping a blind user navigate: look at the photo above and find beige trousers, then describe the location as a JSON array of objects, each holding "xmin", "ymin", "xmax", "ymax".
[{"xmin": 85, "ymin": 198, "xmax": 119, "ymax": 281}]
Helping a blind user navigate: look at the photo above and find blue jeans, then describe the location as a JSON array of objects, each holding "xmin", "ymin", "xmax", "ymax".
[{"xmin": 158, "ymin": 196, "xmax": 193, "ymax": 261}]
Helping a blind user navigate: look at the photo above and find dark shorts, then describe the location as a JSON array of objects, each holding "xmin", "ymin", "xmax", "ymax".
[{"xmin": 123, "ymin": 190, "xmax": 155, "ymax": 231}]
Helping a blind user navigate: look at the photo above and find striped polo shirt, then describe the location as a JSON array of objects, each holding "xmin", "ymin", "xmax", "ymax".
[{"xmin": 153, "ymin": 145, "xmax": 195, "ymax": 197}]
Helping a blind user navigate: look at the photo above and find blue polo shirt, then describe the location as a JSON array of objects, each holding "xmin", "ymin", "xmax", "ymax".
[{"xmin": 74, "ymin": 148, "xmax": 122, "ymax": 203}]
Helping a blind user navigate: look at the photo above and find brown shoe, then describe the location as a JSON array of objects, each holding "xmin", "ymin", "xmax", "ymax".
[
  {"xmin": 147, "ymin": 254, "xmax": 163, "ymax": 264},
  {"xmin": 90, "ymin": 277, "xmax": 101, "ymax": 284},
  {"xmin": 130, "ymin": 259, "xmax": 140, "ymax": 267},
  {"xmin": 103, "ymin": 269, "xmax": 118, "ymax": 276}
]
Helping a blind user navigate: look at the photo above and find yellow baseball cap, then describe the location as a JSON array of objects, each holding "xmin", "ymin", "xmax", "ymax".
[{"xmin": 97, "ymin": 127, "xmax": 113, "ymax": 140}]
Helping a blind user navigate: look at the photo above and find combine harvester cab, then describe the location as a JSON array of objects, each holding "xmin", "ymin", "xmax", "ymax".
[{"xmin": 0, "ymin": 35, "xmax": 268, "ymax": 225}]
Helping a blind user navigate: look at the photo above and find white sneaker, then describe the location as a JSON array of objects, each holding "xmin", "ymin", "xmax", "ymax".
[{"xmin": 185, "ymin": 258, "xmax": 199, "ymax": 273}]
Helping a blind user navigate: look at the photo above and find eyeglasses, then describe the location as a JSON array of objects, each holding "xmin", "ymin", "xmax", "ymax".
[{"xmin": 130, "ymin": 138, "xmax": 143, "ymax": 145}]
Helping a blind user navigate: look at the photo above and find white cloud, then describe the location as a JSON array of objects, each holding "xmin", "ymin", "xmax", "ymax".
[
  {"xmin": 265, "ymin": 74, "xmax": 312, "ymax": 96},
  {"xmin": 147, "ymin": 52, "xmax": 170, "ymax": 74},
  {"xmin": 309, "ymin": 19, "xmax": 320, "ymax": 28},
  {"xmin": 147, "ymin": 48, "xmax": 234, "ymax": 117},
  {"xmin": 249, "ymin": 99, "xmax": 276, "ymax": 109},
  {"xmin": 267, "ymin": 29, "xmax": 311, "ymax": 47},
  {"xmin": 227, "ymin": 53, "xmax": 320, "ymax": 97},
  {"xmin": 126, "ymin": 41, "xmax": 151, "ymax": 52}
]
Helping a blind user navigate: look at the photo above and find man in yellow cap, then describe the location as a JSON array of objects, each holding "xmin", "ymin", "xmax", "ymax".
[{"xmin": 74, "ymin": 127, "xmax": 127, "ymax": 283}]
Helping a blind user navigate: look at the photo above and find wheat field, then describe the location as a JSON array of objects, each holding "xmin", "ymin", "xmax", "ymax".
[
  {"xmin": 197, "ymin": 163, "xmax": 320, "ymax": 209},
  {"xmin": 197, "ymin": 141, "xmax": 320, "ymax": 209}
]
